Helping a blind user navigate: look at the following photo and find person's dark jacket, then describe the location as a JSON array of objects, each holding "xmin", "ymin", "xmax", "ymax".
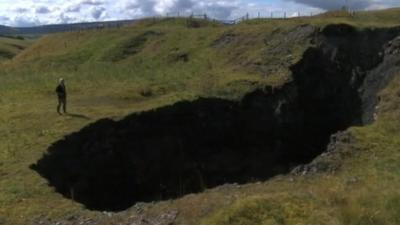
[{"xmin": 56, "ymin": 84, "xmax": 66, "ymax": 98}]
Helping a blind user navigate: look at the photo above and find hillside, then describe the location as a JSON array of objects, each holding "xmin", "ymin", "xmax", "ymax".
[
  {"xmin": 0, "ymin": 20, "xmax": 135, "ymax": 36},
  {"xmin": 0, "ymin": 26, "xmax": 17, "ymax": 35},
  {"xmin": 0, "ymin": 36, "xmax": 34, "ymax": 62},
  {"xmin": 1, "ymin": 8, "xmax": 400, "ymax": 225}
]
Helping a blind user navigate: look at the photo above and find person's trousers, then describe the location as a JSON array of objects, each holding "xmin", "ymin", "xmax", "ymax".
[{"xmin": 57, "ymin": 96, "xmax": 67, "ymax": 114}]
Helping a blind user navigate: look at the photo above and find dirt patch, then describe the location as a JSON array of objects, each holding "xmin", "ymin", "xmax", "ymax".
[
  {"xmin": 211, "ymin": 32, "xmax": 237, "ymax": 48},
  {"xmin": 186, "ymin": 19, "xmax": 210, "ymax": 28},
  {"xmin": 8, "ymin": 43, "xmax": 25, "ymax": 50},
  {"xmin": 168, "ymin": 51, "xmax": 189, "ymax": 63},
  {"xmin": 0, "ymin": 49, "xmax": 14, "ymax": 59},
  {"xmin": 104, "ymin": 31, "xmax": 163, "ymax": 62},
  {"xmin": 261, "ymin": 25, "xmax": 317, "ymax": 76}
]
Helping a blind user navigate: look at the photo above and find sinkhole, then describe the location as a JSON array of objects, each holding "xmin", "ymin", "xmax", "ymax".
[{"xmin": 31, "ymin": 24, "xmax": 400, "ymax": 211}]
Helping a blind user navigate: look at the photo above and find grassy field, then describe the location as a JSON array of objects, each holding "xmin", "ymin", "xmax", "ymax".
[{"xmin": 1, "ymin": 8, "xmax": 400, "ymax": 224}]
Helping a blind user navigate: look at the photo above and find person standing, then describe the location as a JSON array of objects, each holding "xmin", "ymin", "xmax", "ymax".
[{"xmin": 56, "ymin": 78, "xmax": 67, "ymax": 115}]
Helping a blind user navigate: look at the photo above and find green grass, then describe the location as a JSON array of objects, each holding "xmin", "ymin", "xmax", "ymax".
[
  {"xmin": 1, "ymin": 8, "xmax": 400, "ymax": 224},
  {"xmin": 244, "ymin": 8, "xmax": 400, "ymax": 28}
]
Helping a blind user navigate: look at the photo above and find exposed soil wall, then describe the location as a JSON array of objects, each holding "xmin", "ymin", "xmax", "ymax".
[{"xmin": 32, "ymin": 24, "xmax": 400, "ymax": 211}]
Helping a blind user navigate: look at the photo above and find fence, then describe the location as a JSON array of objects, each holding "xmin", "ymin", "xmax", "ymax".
[
  {"xmin": 166, "ymin": 12, "xmax": 209, "ymax": 20},
  {"xmin": 163, "ymin": 10, "xmax": 326, "ymax": 24},
  {"xmin": 58, "ymin": 9, "xmax": 356, "ymax": 33}
]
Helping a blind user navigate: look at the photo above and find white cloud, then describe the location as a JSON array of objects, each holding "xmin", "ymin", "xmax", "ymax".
[
  {"xmin": 13, "ymin": 7, "xmax": 30, "ymax": 14},
  {"xmin": 91, "ymin": 6, "xmax": 106, "ymax": 19},
  {"xmin": 0, "ymin": 16, "xmax": 10, "ymax": 23},
  {"xmin": 12, "ymin": 16, "xmax": 40, "ymax": 27},
  {"xmin": 66, "ymin": 4, "xmax": 81, "ymax": 13},
  {"xmin": 0, "ymin": 0, "xmax": 399, "ymax": 27}
]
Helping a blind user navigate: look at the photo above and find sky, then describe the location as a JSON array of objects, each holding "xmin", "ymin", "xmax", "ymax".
[{"xmin": 0, "ymin": 0, "xmax": 399, "ymax": 27}]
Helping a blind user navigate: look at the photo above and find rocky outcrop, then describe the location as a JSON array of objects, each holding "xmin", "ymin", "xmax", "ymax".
[{"xmin": 291, "ymin": 131, "xmax": 358, "ymax": 175}]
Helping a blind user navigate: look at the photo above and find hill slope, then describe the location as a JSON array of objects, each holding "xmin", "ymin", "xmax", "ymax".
[
  {"xmin": 0, "ymin": 36, "xmax": 34, "ymax": 62},
  {"xmin": 1, "ymin": 9, "xmax": 400, "ymax": 225},
  {"xmin": 0, "ymin": 20, "xmax": 135, "ymax": 36}
]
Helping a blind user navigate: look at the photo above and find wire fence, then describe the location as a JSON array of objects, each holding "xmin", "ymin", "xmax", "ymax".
[
  {"xmin": 163, "ymin": 10, "xmax": 326, "ymax": 24},
  {"xmin": 161, "ymin": 7, "xmax": 371, "ymax": 25},
  {"xmin": 52, "ymin": 9, "xmax": 360, "ymax": 33}
]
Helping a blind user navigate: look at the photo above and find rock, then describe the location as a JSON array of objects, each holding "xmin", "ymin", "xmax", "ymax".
[
  {"xmin": 347, "ymin": 176, "xmax": 360, "ymax": 184},
  {"xmin": 211, "ymin": 33, "xmax": 237, "ymax": 48},
  {"xmin": 128, "ymin": 210, "xmax": 178, "ymax": 225},
  {"xmin": 292, "ymin": 131, "xmax": 357, "ymax": 176}
]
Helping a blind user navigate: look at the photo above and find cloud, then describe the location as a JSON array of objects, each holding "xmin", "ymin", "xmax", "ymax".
[
  {"xmin": 168, "ymin": 0, "xmax": 196, "ymax": 13},
  {"xmin": 122, "ymin": 0, "xmax": 237, "ymax": 19},
  {"xmin": 36, "ymin": 6, "xmax": 51, "ymax": 14},
  {"xmin": 125, "ymin": 0, "xmax": 157, "ymax": 16},
  {"xmin": 12, "ymin": 16, "xmax": 40, "ymax": 27},
  {"xmin": 81, "ymin": 0, "xmax": 104, "ymax": 6},
  {"xmin": 1, "ymin": 0, "xmax": 399, "ymax": 27},
  {"xmin": 57, "ymin": 12, "xmax": 78, "ymax": 24},
  {"xmin": 0, "ymin": 16, "xmax": 10, "ymax": 23},
  {"xmin": 284, "ymin": 0, "xmax": 400, "ymax": 10},
  {"xmin": 196, "ymin": 2, "xmax": 237, "ymax": 19},
  {"xmin": 13, "ymin": 7, "xmax": 29, "ymax": 14},
  {"xmin": 91, "ymin": 6, "xmax": 106, "ymax": 19},
  {"xmin": 66, "ymin": 4, "xmax": 81, "ymax": 13}
]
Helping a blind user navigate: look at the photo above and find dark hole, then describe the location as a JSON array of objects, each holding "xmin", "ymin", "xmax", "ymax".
[
  {"xmin": 31, "ymin": 24, "xmax": 400, "ymax": 211},
  {"xmin": 29, "ymin": 68, "xmax": 362, "ymax": 211}
]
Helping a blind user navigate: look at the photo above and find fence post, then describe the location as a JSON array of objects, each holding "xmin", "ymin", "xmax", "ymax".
[
  {"xmin": 246, "ymin": 13, "xmax": 249, "ymax": 20},
  {"xmin": 271, "ymin": 12, "xmax": 273, "ymax": 19},
  {"xmin": 204, "ymin": 13, "xmax": 207, "ymax": 20},
  {"xmin": 258, "ymin": 12, "xmax": 260, "ymax": 18},
  {"xmin": 284, "ymin": 12, "xmax": 286, "ymax": 19}
]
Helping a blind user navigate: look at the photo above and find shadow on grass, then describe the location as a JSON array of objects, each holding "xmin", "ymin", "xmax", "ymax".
[{"xmin": 66, "ymin": 113, "xmax": 90, "ymax": 120}]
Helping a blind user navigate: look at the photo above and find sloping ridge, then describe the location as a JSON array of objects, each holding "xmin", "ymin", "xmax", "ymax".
[
  {"xmin": 31, "ymin": 24, "xmax": 400, "ymax": 212},
  {"xmin": 0, "ymin": 20, "xmax": 135, "ymax": 36}
]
